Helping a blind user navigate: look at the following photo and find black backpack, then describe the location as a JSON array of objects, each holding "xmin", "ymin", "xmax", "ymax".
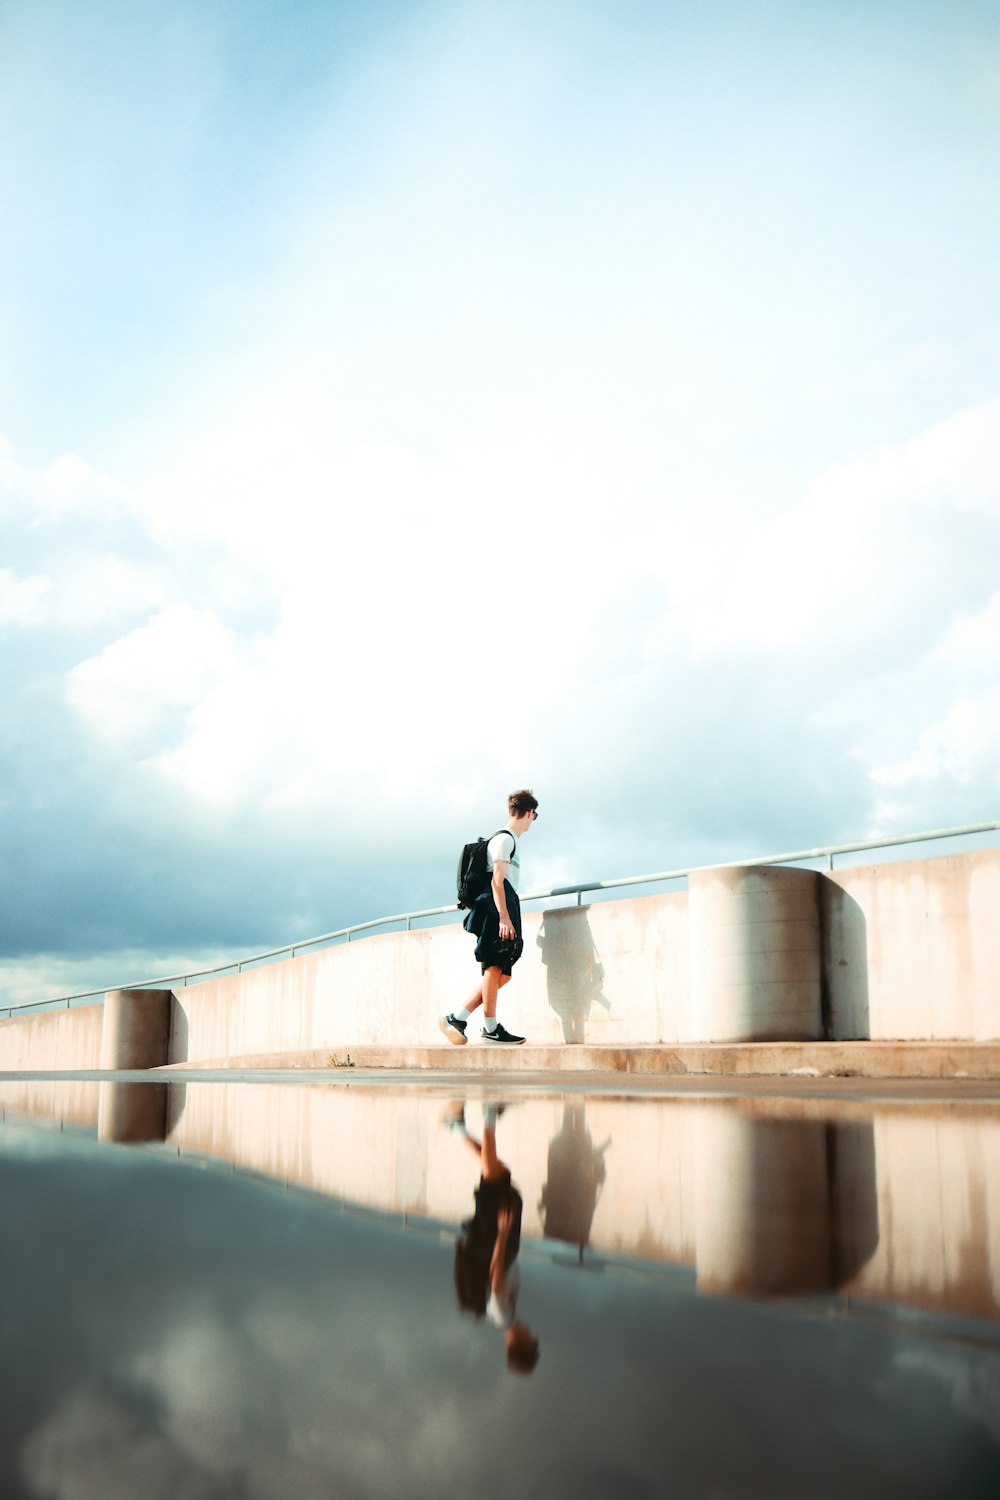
[{"xmin": 456, "ymin": 829, "xmax": 515, "ymax": 909}]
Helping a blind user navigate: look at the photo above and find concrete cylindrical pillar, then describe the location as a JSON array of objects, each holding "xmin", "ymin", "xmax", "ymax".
[
  {"xmin": 688, "ymin": 865, "xmax": 822, "ymax": 1042},
  {"xmin": 100, "ymin": 988, "xmax": 172, "ymax": 1071}
]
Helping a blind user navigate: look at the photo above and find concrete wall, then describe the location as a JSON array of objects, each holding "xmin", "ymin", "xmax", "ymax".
[
  {"xmin": 1, "ymin": 846, "xmax": 997, "ymax": 1066},
  {"xmin": 0, "ymin": 1003, "xmax": 103, "ymax": 1071},
  {"xmin": 168, "ymin": 888, "xmax": 692, "ymax": 1063},
  {"xmin": 166, "ymin": 847, "xmax": 997, "ymax": 1057},
  {"xmin": 828, "ymin": 849, "xmax": 1000, "ymax": 1040}
]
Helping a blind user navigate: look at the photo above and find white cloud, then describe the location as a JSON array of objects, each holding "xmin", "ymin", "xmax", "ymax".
[
  {"xmin": 0, "ymin": 566, "xmax": 51, "ymax": 628},
  {"xmin": 45, "ymin": 384, "xmax": 995, "ymax": 845},
  {"xmin": 0, "ymin": 949, "xmax": 236, "ymax": 1007},
  {"xmin": 65, "ymin": 603, "xmax": 243, "ymax": 747},
  {"xmin": 871, "ymin": 687, "xmax": 1000, "ymax": 791},
  {"xmin": 107, "ymin": 365, "xmax": 644, "ymax": 810},
  {"xmin": 0, "ymin": 436, "xmax": 128, "ymax": 522},
  {"xmin": 1, "ymin": 438, "xmax": 173, "ymax": 631},
  {"xmin": 934, "ymin": 591, "xmax": 1000, "ymax": 677},
  {"xmin": 657, "ymin": 399, "xmax": 1000, "ymax": 656}
]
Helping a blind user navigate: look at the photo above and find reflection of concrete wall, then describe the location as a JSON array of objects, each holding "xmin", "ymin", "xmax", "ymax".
[
  {"xmin": 160, "ymin": 1087, "xmax": 998, "ymax": 1321},
  {"xmin": 858, "ymin": 1111, "xmax": 1000, "ymax": 1321},
  {"xmin": 0, "ymin": 1078, "xmax": 100, "ymax": 1128},
  {"xmin": 4, "ymin": 1078, "xmax": 998, "ymax": 1323}
]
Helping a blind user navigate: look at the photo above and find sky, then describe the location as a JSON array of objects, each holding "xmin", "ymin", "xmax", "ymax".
[{"xmin": 2, "ymin": 0, "xmax": 999, "ymax": 1004}]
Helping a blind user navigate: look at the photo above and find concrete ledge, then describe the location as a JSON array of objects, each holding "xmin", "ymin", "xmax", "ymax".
[{"xmin": 154, "ymin": 1041, "xmax": 1000, "ymax": 1081}]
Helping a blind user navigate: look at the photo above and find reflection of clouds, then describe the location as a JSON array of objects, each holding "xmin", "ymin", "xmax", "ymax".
[
  {"xmin": 10, "ymin": 1118, "xmax": 1000, "ymax": 1500},
  {"xmin": 0, "ymin": 1125, "xmax": 98, "ymax": 1161},
  {"xmin": 895, "ymin": 1345, "xmax": 1000, "ymax": 1444},
  {"xmin": 130, "ymin": 1320, "xmax": 254, "ymax": 1474},
  {"xmin": 22, "ymin": 1389, "xmax": 216, "ymax": 1500},
  {"xmin": 20, "ymin": 1296, "xmax": 482, "ymax": 1500}
]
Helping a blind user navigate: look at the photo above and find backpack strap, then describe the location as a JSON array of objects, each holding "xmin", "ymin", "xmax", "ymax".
[{"xmin": 488, "ymin": 828, "xmax": 516, "ymax": 860}]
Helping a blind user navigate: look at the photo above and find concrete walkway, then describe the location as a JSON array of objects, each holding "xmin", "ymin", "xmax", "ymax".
[{"xmin": 152, "ymin": 1039, "xmax": 1000, "ymax": 1081}]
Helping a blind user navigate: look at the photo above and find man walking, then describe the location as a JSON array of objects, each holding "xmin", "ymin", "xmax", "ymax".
[{"xmin": 440, "ymin": 789, "xmax": 539, "ymax": 1046}]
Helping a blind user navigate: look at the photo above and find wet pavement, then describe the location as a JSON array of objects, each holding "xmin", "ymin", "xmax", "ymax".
[{"xmin": 1, "ymin": 1075, "xmax": 998, "ymax": 1498}]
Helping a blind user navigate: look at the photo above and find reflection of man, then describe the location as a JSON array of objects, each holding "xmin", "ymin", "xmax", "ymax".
[
  {"xmin": 440, "ymin": 790, "xmax": 539, "ymax": 1046},
  {"xmin": 447, "ymin": 1102, "xmax": 539, "ymax": 1374}
]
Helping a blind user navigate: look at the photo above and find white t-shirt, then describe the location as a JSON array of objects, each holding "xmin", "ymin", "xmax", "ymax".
[
  {"xmin": 486, "ymin": 829, "xmax": 519, "ymax": 892},
  {"xmin": 486, "ymin": 1265, "xmax": 520, "ymax": 1329}
]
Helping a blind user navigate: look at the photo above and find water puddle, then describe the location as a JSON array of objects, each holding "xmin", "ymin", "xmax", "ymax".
[{"xmin": 0, "ymin": 1078, "xmax": 997, "ymax": 1497}]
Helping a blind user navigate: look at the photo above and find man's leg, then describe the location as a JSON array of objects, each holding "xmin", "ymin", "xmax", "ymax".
[
  {"xmin": 449, "ymin": 1109, "xmax": 509, "ymax": 1181},
  {"xmin": 439, "ymin": 975, "xmax": 509, "ymax": 1045},
  {"xmin": 482, "ymin": 966, "xmax": 502, "ymax": 1021},
  {"xmin": 465, "ymin": 972, "xmax": 509, "ymax": 1017},
  {"xmin": 462, "ymin": 979, "xmax": 485, "ymax": 1014},
  {"xmin": 482, "ymin": 973, "xmax": 523, "ymax": 1043}
]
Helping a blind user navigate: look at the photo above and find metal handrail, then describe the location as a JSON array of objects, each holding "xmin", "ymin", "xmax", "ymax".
[{"xmin": 4, "ymin": 819, "xmax": 997, "ymax": 1018}]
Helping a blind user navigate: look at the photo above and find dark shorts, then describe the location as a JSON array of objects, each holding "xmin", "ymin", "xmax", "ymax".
[
  {"xmin": 463, "ymin": 882, "xmax": 523, "ymax": 974},
  {"xmin": 466, "ymin": 1173, "xmax": 523, "ymax": 1265}
]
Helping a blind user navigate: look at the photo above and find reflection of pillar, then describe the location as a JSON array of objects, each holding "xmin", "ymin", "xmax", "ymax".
[
  {"xmin": 100, "ymin": 989, "xmax": 172, "ymax": 1070},
  {"xmin": 689, "ymin": 866, "xmax": 821, "ymax": 1042},
  {"xmin": 694, "ymin": 1110, "xmax": 878, "ymax": 1297},
  {"xmin": 98, "ymin": 1082, "xmax": 168, "ymax": 1143}
]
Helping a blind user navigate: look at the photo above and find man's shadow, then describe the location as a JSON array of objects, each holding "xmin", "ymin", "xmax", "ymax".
[
  {"xmin": 538, "ymin": 1099, "xmax": 610, "ymax": 1253},
  {"xmin": 536, "ymin": 905, "xmax": 610, "ymax": 1043}
]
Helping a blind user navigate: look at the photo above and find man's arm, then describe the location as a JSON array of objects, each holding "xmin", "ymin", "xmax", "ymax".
[
  {"xmin": 492, "ymin": 860, "xmax": 515, "ymax": 940},
  {"xmin": 490, "ymin": 1204, "xmax": 515, "ymax": 1293}
]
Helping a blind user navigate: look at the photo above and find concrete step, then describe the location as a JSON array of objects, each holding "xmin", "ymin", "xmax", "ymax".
[{"xmin": 156, "ymin": 1040, "xmax": 1000, "ymax": 1080}]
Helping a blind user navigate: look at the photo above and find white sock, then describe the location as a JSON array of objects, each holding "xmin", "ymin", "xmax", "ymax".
[
  {"xmin": 483, "ymin": 1014, "xmax": 498, "ymax": 1033},
  {"xmin": 456, "ymin": 1008, "xmax": 471, "ymax": 1023}
]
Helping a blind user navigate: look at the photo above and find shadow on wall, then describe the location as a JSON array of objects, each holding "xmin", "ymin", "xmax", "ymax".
[
  {"xmin": 819, "ymin": 877, "xmax": 870, "ymax": 1040},
  {"xmin": 168, "ymin": 991, "xmax": 189, "ymax": 1065},
  {"xmin": 536, "ymin": 906, "xmax": 610, "ymax": 1043},
  {"xmin": 538, "ymin": 1099, "xmax": 610, "ymax": 1252}
]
